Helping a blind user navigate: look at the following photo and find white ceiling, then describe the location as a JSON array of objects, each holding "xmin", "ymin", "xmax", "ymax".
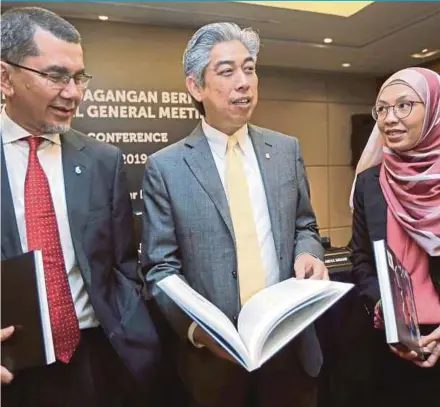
[{"xmin": 2, "ymin": 1, "xmax": 440, "ymax": 74}]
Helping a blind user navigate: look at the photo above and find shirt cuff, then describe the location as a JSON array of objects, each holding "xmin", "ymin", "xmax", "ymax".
[
  {"xmin": 295, "ymin": 252, "xmax": 318, "ymax": 261},
  {"xmin": 188, "ymin": 321, "xmax": 205, "ymax": 348}
]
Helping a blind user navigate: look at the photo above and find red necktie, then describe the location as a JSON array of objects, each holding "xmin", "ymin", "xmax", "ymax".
[{"xmin": 24, "ymin": 136, "xmax": 80, "ymax": 363}]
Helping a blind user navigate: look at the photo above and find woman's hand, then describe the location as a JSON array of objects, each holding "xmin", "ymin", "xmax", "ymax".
[
  {"xmin": 389, "ymin": 326, "xmax": 440, "ymax": 367},
  {"xmin": 413, "ymin": 326, "xmax": 440, "ymax": 368}
]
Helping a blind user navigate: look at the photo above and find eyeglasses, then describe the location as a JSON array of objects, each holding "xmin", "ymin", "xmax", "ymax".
[
  {"xmin": 372, "ymin": 101, "xmax": 424, "ymax": 121},
  {"xmin": 4, "ymin": 60, "xmax": 92, "ymax": 90}
]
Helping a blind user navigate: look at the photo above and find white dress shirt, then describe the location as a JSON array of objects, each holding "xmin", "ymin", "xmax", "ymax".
[
  {"xmin": 1, "ymin": 110, "xmax": 98, "ymax": 329},
  {"xmin": 187, "ymin": 118, "xmax": 281, "ymax": 347},
  {"xmin": 202, "ymin": 118, "xmax": 280, "ymax": 286}
]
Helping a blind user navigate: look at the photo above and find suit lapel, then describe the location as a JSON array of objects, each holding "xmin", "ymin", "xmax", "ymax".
[
  {"xmin": 183, "ymin": 125, "xmax": 235, "ymax": 239},
  {"xmin": 1, "ymin": 142, "xmax": 22, "ymax": 259},
  {"xmin": 248, "ymin": 125, "xmax": 282, "ymax": 259},
  {"xmin": 1, "ymin": 131, "xmax": 93, "ymax": 275},
  {"xmin": 61, "ymin": 131, "xmax": 92, "ymax": 283}
]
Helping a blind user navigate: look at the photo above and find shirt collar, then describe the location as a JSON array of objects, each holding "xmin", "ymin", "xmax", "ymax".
[
  {"xmin": 201, "ymin": 116, "xmax": 249, "ymax": 158},
  {"xmin": 1, "ymin": 108, "xmax": 61, "ymax": 146}
]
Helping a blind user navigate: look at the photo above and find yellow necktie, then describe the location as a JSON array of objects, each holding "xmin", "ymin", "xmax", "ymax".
[{"xmin": 226, "ymin": 135, "xmax": 266, "ymax": 305}]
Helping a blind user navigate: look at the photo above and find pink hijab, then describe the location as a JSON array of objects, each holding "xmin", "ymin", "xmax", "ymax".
[{"xmin": 352, "ymin": 67, "xmax": 440, "ymax": 323}]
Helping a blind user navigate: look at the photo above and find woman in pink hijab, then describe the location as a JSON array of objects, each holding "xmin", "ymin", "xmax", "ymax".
[{"xmin": 350, "ymin": 67, "xmax": 440, "ymax": 406}]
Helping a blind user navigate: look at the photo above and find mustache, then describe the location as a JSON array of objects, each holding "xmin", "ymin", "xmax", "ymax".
[
  {"xmin": 51, "ymin": 104, "xmax": 76, "ymax": 110},
  {"xmin": 51, "ymin": 100, "xmax": 78, "ymax": 110}
]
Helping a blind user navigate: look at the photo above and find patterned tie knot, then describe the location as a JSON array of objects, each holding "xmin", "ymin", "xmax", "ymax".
[
  {"xmin": 227, "ymin": 135, "xmax": 238, "ymax": 151},
  {"xmin": 25, "ymin": 136, "xmax": 44, "ymax": 153}
]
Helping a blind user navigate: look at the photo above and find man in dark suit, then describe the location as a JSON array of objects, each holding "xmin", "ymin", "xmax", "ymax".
[
  {"xmin": 0, "ymin": 7, "xmax": 159, "ymax": 405},
  {"xmin": 142, "ymin": 22, "xmax": 328, "ymax": 407}
]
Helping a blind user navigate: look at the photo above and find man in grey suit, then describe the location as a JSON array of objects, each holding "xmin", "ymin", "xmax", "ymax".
[
  {"xmin": 142, "ymin": 22, "xmax": 328, "ymax": 407},
  {"xmin": 1, "ymin": 7, "xmax": 159, "ymax": 405}
]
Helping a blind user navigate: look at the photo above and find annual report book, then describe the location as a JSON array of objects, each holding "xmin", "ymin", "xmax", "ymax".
[
  {"xmin": 1, "ymin": 251, "xmax": 55, "ymax": 372},
  {"xmin": 373, "ymin": 240, "xmax": 424, "ymax": 357},
  {"xmin": 158, "ymin": 275, "xmax": 353, "ymax": 371}
]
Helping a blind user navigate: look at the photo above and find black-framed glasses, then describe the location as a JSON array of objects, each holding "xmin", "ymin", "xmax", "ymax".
[
  {"xmin": 4, "ymin": 60, "xmax": 92, "ymax": 90},
  {"xmin": 372, "ymin": 101, "xmax": 424, "ymax": 121}
]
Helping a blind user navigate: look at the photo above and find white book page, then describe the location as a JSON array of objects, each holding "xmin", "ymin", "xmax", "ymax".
[
  {"xmin": 34, "ymin": 251, "xmax": 55, "ymax": 364},
  {"xmin": 373, "ymin": 240, "xmax": 398, "ymax": 343},
  {"xmin": 237, "ymin": 278, "xmax": 331, "ymax": 362},
  {"xmin": 181, "ymin": 308, "xmax": 249, "ymax": 369},
  {"xmin": 257, "ymin": 282, "xmax": 352, "ymax": 368},
  {"xmin": 158, "ymin": 275, "xmax": 250, "ymax": 366}
]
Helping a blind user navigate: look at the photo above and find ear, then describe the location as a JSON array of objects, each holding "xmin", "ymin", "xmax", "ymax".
[
  {"xmin": 186, "ymin": 76, "xmax": 203, "ymax": 103},
  {"xmin": 1, "ymin": 61, "xmax": 15, "ymax": 97}
]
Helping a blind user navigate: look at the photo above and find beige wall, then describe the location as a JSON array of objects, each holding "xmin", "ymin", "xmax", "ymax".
[
  {"xmin": 253, "ymin": 67, "xmax": 376, "ymax": 246},
  {"xmin": 72, "ymin": 19, "xmax": 377, "ymax": 247},
  {"xmin": 423, "ymin": 59, "xmax": 440, "ymax": 74}
]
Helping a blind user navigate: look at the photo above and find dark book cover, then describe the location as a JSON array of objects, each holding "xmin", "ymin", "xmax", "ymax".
[
  {"xmin": 373, "ymin": 240, "xmax": 423, "ymax": 356},
  {"xmin": 1, "ymin": 251, "xmax": 54, "ymax": 372}
]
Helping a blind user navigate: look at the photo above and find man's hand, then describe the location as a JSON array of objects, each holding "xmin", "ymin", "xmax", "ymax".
[
  {"xmin": 193, "ymin": 325, "xmax": 237, "ymax": 364},
  {"xmin": 294, "ymin": 254, "xmax": 329, "ymax": 280},
  {"xmin": 1, "ymin": 326, "xmax": 15, "ymax": 384}
]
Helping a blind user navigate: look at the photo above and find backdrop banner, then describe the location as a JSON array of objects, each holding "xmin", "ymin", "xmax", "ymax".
[{"xmin": 71, "ymin": 87, "xmax": 200, "ymax": 212}]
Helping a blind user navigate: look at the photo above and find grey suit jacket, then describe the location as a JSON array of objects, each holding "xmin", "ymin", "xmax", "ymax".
[
  {"xmin": 1, "ymin": 129, "xmax": 160, "ymax": 384},
  {"xmin": 142, "ymin": 123, "xmax": 323, "ymax": 399}
]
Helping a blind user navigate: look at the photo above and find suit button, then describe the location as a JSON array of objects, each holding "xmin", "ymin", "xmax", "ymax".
[
  {"xmin": 231, "ymin": 271, "xmax": 237, "ymax": 279},
  {"xmin": 232, "ymin": 316, "xmax": 238, "ymax": 324}
]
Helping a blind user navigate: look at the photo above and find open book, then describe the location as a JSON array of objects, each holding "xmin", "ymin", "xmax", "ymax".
[
  {"xmin": 373, "ymin": 240, "xmax": 424, "ymax": 357},
  {"xmin": 1, "ymin": 251, "xmax": 55, "ymax": 372},
  {"xmin": 158, "ymin": 275, "xmax": 353, "ymax": 371}
]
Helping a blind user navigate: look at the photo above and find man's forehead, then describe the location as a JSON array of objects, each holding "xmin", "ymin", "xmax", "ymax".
[
  {"xmin": 33, "ymin": 28, "xmax": 63, "ymax": 46},
  {"xmin": 210, "ymin": 41, "xmax": 253, "ymax": 61},
  {"xmin": 26, "ymin": 28, "xmax": 84, "ymax": 69},
  {"xmin": 32, "ymin": 28, "xmax": 82, "ymax": 54}
]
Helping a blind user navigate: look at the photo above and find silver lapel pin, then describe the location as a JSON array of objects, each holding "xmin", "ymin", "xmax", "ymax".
[
  {"xmin": 265, "ymin": 153, "xmax": 270, "ymax": 159},
  {"xmin": 75, "ymin": 165, "xmax": 82, "ymax": 175}
]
